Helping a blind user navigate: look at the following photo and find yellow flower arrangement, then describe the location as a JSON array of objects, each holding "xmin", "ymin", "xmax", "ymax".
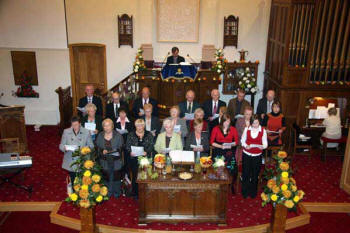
[
  {"xmin": 82, "ymin": 176, "xmax": 92, "ymax": 185},
  {"xmin": 92, "ymin": 174, "xmax": 101, "ymax": 183},
  {"xmin": 83, "ymin": 170, "xmax": 91, "ymax": 177},
  {"xmin": 96, "ymin": 195, "xmax": 103, "ymax": 202},
  {"xmin": 267, "ymin": 179, "xmax": 276, "ymax": 189},
  {"xmin": 281, "ymin": 171, "xmax": 289, "ymax": 178},
  {"xmin": 261, "ymin": 150, "xmax": 305, "ymax": 210},
  {"xmin": 84, "ymin": 160, "xmax": 94, "ymax": 169},
  {"xmin": 80, "ymin": 147, "xmax": 91, "ymax": 155},
  {"xmin": 91, "ymin": 184, "xmax": 100, "ymax": 193},
  {"xmin": 279, "ymin": 162, "xmax": 289, "ymax": 171},
  {"xmin": 70, "ymin": 193, "xmax": 78, "ymax": 201},
  {"xmin": 284, "ymin": 200, "xmax": 294, "ymax": 208},
  {"xmin": 66, "ymin": 146, "xmax": 108, "ymax": 208},
  {"xmin": 100, "ymin": 186, "xmax": 108, "ymax": 196}
]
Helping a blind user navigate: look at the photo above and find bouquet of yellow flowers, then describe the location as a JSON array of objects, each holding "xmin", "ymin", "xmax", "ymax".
[
  {"xmin": 133, "ymin": 48, "xmax": 146, "ymax": 73},
  {"xmin": 65, "ymin": 147, "xmax": 109, "ymax": 208},
  {"xmin": 261, "ymin": 151, "xmax": 305, "ymax": 210},
  {"xmin": 211, "ymin": 49, "xmax": 228, "ymax": 74}
]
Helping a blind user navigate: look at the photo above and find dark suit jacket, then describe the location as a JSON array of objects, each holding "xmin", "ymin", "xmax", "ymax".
[
  {"xmin": 105, "ymin": 100, "xmax": 129, "ymax": 123},
  {"xmin": 227, "ymin": 98, "xmax": 251, "ymax": 119},
  {"xmin": 178, "ymin": 101, "xmax": 201, "ymax": 118},
  {"xmin": 81, "ymin": 114, "xmax": 103, "ymax": 133},
  {"xmin": 142, "ymin": 116, "xmax": 161, "ymax": 136},
  {"xmin": 202, "ymin": 99, "xmax": 226, "ymax": 120},
  {"xmin": 132, "ymin": 97, "xmax": 158, "ymax": 118},
  {"xmin": 78, "ymin": 95, "xmax": 103, "ymax": 117},
  {"xmin": 115, "ymin": 120, "xmax": 134, "ymax": 142},
  {"xmin": 166, "ymin": 55, "xmax": 185, "ymax": 64},
  {"xmin": 185, "ymin": 131, "xmax": 210, "ymax": 157}
]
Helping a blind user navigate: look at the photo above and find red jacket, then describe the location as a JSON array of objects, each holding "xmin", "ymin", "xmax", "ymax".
[{"xmin": 210, "ymin": 126, "xmax": 238, "ymax": 145}]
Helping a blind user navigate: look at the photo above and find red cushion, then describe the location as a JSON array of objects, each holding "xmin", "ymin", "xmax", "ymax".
[{"xmin": 321, "ymin": 136, "xmax": 347, "ymax": 143}]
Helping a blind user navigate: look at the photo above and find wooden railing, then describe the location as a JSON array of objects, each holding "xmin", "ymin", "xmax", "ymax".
[{"xmin": 55, "ymin": 86, "xmax": 73, "ymax": 134}]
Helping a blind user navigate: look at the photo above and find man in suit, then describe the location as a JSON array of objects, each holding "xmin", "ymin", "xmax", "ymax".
[
  {"xmin": 202, "ymin": 89, "xmax": 226, "ymax": 121},
  {"xmin": 227, "ymin": 88, "xmax": 251, "ymax": 119},
  {"xmin": 257, "ymin": 89, "xmax": 276, "ymax": 120},
  {"xmin": 166, "ymin": 47, "xmax": 185, "ymax": 65},
  {"xmin": 105, "ymin": 91, "xmax": 129, "ymax": 123},
  {"xmin": 179, "ymin": 90, "xmax": 201, "ymax": 119},
  {"xmin": 132, "ymin": 87, "xmax": 158, "ymax": 118},
  {"xmin": 78, "ymin": 84, "xmax": 103, "ymax": 117}
]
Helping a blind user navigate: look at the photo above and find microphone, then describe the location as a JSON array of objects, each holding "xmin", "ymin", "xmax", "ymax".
[
  {"xmin": 162, "ymin": 52, "xmax": 170, "ymax": 67},
  {"xmin": 186, "ymin": 54, "xmax": 196, "ymax": 64}
]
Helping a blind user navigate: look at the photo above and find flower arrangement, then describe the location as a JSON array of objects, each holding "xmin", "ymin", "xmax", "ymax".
[
  {"xmin": 261, "ymin": 151, "xmax": 305, "ymax": 210},
  {"xmin": 138, "ymin": 155, "xmax": 153, "ymax": 180},
  {"xmin": 133, "ymin": 48, "xmax": 146, "ymax": 73},
  {"xmin": 237, "ymin": 67, "xmax": 258, "ymax": 93},
  {"xmin": 65, "ymin": 147, "xmax": 109, "ymax": 208},
  {"xmin": 212, "ymin": 49, "xmax": 228, "ymax": 74},
  {"xmin": 15, "ymin": 72, "xmax": 39, "ymax": 98},
  {"xmin": 213, "ymin": 156, "xmax": 225, "ymax": 169},
  {"xmin": 199, "ymin": 156, "xmax": 213, "ymax": 168}
]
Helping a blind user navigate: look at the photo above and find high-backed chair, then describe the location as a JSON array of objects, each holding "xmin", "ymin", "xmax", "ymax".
[{"xmin": 291, "ymin": 123, "xmax": 312, "ymax": 158}]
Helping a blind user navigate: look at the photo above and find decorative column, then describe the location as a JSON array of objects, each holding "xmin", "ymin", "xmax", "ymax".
[
  {"xmin": 80, "ymin": 207, "xmax": 97, "ymax": 233},
  {"xmin": 268, "ymin": 204, "xmax": 288, "ymax": 233}
]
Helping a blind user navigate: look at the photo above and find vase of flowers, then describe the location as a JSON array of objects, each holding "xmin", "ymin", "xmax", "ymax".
[
  {"xmin": 213, "ymin": 156, "xmax": 225, "ymax": 179},
  {"xmin": 237, "ymin": 67, "xmax": 258, "ymax": 94},
  {"xmin": 14, "ymin": 72, "xmax": 39, "ymax": 98},
  {"xmin": 199, "ymin": 156, "xmax": 212, "ymax": 179},
  {"xmin": 211, "ymin": 49, "xmax": 228, "ymax": 75},
  {"xmin": 133, "ymin": 48, "xmax": 146, "ymax": 73},
  {"xmin": 138, "ymin": 155, "xmax": 152, "ymax": 180}
]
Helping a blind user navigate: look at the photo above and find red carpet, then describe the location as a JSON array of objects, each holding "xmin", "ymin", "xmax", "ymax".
[{"xmin": 0, "ymin": 126, "xmax": 349, "ymax": 232}]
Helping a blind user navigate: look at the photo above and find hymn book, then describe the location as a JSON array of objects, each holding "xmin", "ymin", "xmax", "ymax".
[{"xmin": 169, "ymin": 150, "xmax": 195, "ymax": 164}]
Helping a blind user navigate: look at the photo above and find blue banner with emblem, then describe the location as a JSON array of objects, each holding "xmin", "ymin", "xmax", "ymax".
[{"xmin": 161, "ymin": 64, "xmax": 197, "ymax": 79}]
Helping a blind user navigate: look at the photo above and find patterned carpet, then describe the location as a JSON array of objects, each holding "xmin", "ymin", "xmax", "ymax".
[{"xmin": 0, "ymin": 126, "xmax": 349, "ymax": 231}]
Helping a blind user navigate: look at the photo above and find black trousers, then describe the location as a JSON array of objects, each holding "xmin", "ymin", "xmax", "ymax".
[
  {"xmin": 69, "ymin": 172, "xmax": 76, "ymax": 185},
  {"xmin": 242, "ymin": 152, "xmax": 262, "ymax": 198},
  {"xmin": 128, "ymin": 156, "xmax": 139, "ymax": 196}
]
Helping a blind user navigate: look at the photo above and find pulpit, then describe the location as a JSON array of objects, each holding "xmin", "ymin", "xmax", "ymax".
[{"xmin": 0, "ymin": 105, "xmax": 28, "ymax": 153}]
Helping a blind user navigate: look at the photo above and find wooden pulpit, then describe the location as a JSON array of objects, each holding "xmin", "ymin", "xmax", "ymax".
[{"xmin": 0, "ymin": 105, "xmax": 28, "ymax": 153}]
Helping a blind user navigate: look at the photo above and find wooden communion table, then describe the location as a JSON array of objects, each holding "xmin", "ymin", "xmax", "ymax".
[{"xmin": 137, "ymin": 168, "xmax": 231, "ymax": 225}]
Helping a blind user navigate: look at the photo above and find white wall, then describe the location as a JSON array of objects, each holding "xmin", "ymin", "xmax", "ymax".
[
  {"xmin": 0, "ymin": 0, "xmax": 271, "ymax": 125},
  {"xmin": 0, "ymin": 49, "xmax": 71, "ymax": 124}
]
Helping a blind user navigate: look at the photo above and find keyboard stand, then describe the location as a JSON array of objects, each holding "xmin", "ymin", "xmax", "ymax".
[{"xmin": 0, "ymin": 168, "xmax": 33, "ymax": 195}]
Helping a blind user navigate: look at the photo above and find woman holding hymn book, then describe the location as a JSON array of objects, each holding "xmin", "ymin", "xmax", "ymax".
[
  {"xmin": 262, "ymin": 101, "xmax": 286, "ymax": 146},
  {"xmin": 185, "ymin": 119, "xmax": 210, "ymax": 159},
  {"xmin": 241, "ymin": 114, "xmax": 267, "ymax": 198},
  {"xmin": 81, "ymin": 103, "xmax": 102, "ymax": 141},
  {"xmin": 161, "ymin": 106, "xmax": 188, "ymax": 144},
  {"xmin": 115, "ymin": 107, "xmax": 134, "ymax": 142},
  {"xmin": 126, "ymin": 119, "xmax": 154, "ymax": 199},
  {"xmin": 96, "ymin": 119, "xmax": 124, "ymax": 198},
  {"xmin": 142, "ymin": 103, "xmax": 161, "ymax": 138},
  {"xmin": 155, "ymin": 119, "xmax": 183, "ymax": 154}
]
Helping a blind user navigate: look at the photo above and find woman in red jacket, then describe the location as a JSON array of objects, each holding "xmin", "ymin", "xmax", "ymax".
[
  {"xmin": 210, "ymin": 113, "xmax": 238, "ymax": 192},
  {"xmin": 241, "ymin": 115, "xmax": 268, "ymax": 198}
]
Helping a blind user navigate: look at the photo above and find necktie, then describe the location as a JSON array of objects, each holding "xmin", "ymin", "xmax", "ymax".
[
  {"xmin": 88, "ymin": 97, "xmax": 92, "ymax": 103},
  {"xmin": 114, "ymin": 104, "xmax": 117, "ymax": 118},
  {"xmin": 213, "ymin": 102, "xmax": 217, "ymax": 115},
  {"xmin": 188, "ymin": 102, "xmax": 192, "ymax": 113}
]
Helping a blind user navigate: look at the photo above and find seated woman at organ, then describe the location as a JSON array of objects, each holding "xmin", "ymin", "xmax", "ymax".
[
  {"xmin": 262, "ymin": 101, "xmax": 286, "ymax": 146},
  {"xmin": 321, "ymin": 107, "xmax": 342, "ymax": 148}
]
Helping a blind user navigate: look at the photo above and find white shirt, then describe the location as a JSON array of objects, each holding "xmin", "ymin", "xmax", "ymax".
[
  {"xmin": 145, "ymin": 118, "xmax": 152, "ymax": 131},
  {"xmin": 87, "ymin": 96, "xmax": 93, "ymax": 103},
  {"xmin": 116, "ymin": 117, "xmax": 130, "ymax": 130},
  {"xmin": 113, "ymin": 103, "xmax": 120, "ymax": 117},
  {"xmin": 323, "ymin": 115, "xmax": 341, "ymax": 138},
  {"xmin": 241, "ymin": 126, "xmax": 268, "ymax": 156},
  {"xmin": 267, "ymin": 100, "xmax": 273, "ymax": 113}
]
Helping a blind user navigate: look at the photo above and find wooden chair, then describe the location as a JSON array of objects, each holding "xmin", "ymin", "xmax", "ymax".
[
  {"xmin": 291, "ymin": 123, "xmax": 312, "ymax": 158},
  {"xmin": 320, "ymin": 136, "xmax": 347, "ymax": 162}
]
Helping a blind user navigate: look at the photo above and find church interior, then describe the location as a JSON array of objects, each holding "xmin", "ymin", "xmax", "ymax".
[{"xmin": 0, "ymin": 0, "xmax": 350, "ymax": 233}]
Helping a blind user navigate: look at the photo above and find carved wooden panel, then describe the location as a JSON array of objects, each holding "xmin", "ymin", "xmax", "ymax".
[{"xmin": 11, "ymin": 51, "xmax": 38, "ymax": 85}]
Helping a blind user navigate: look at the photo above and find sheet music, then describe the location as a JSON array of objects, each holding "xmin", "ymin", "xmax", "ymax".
[
  {"xmin": 308, "ymin": 109, "xmax": 316, "ymax": 119},
  {"xmin": 223, "ymin": 142, "xmax": 236, "ymax": 149},
  {"xmin": 173, "ymin": 125, "xmax": 181, "ymax": 133},
  {"xmin": 190, "ymin": 144, "xmax": 203, "ymax": 149},
  {"xmin": 65, "ymin": 145, "xmax": 78, "ymax": 151},
  {"xmin": 249, "ymin": 144, "xmax": 264, "ymax": 149},
  {"xmin": 328, "ymin": 103, "xmax": 335, "ymax": 108},
  {"xmin": 76, "ymin": 107, "xmax": 86, "ymax": 113},
  {"xmin": 212, "ymin": 113, "xmax": 220, "ymax": 119},
  {"xmin": 139, "ymin": 108, "xmax": 145, "ymax": 115},
  {"xmin": 184, "ymin": 113, "xmax": 195, "ymax": 120},
  {"xmin": 84, "ymin": 123, "xmax": 96, "ymax": 135},
  {"xmin": 170, "ymin": 150, "xmax": 194, "ymax": 163},
  {"xmin": 131, "ymin": 146, "xmax": 144, "ymax": 157},
  {"xmin": 116, "ymin": 128, "xmax": 128, "ymax": 135},
  {"xmin": 162, "ymin": 147, "xmax": 171, "ymax": 154},
  {"xmin": 107, "ymin": 151, "xmax": 120, "ymax": 157}
]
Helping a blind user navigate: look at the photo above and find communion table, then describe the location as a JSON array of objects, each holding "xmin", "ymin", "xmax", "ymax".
[{"xmin": 137, "ymin": 168, "xmax": 231, "ymax": 225}]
